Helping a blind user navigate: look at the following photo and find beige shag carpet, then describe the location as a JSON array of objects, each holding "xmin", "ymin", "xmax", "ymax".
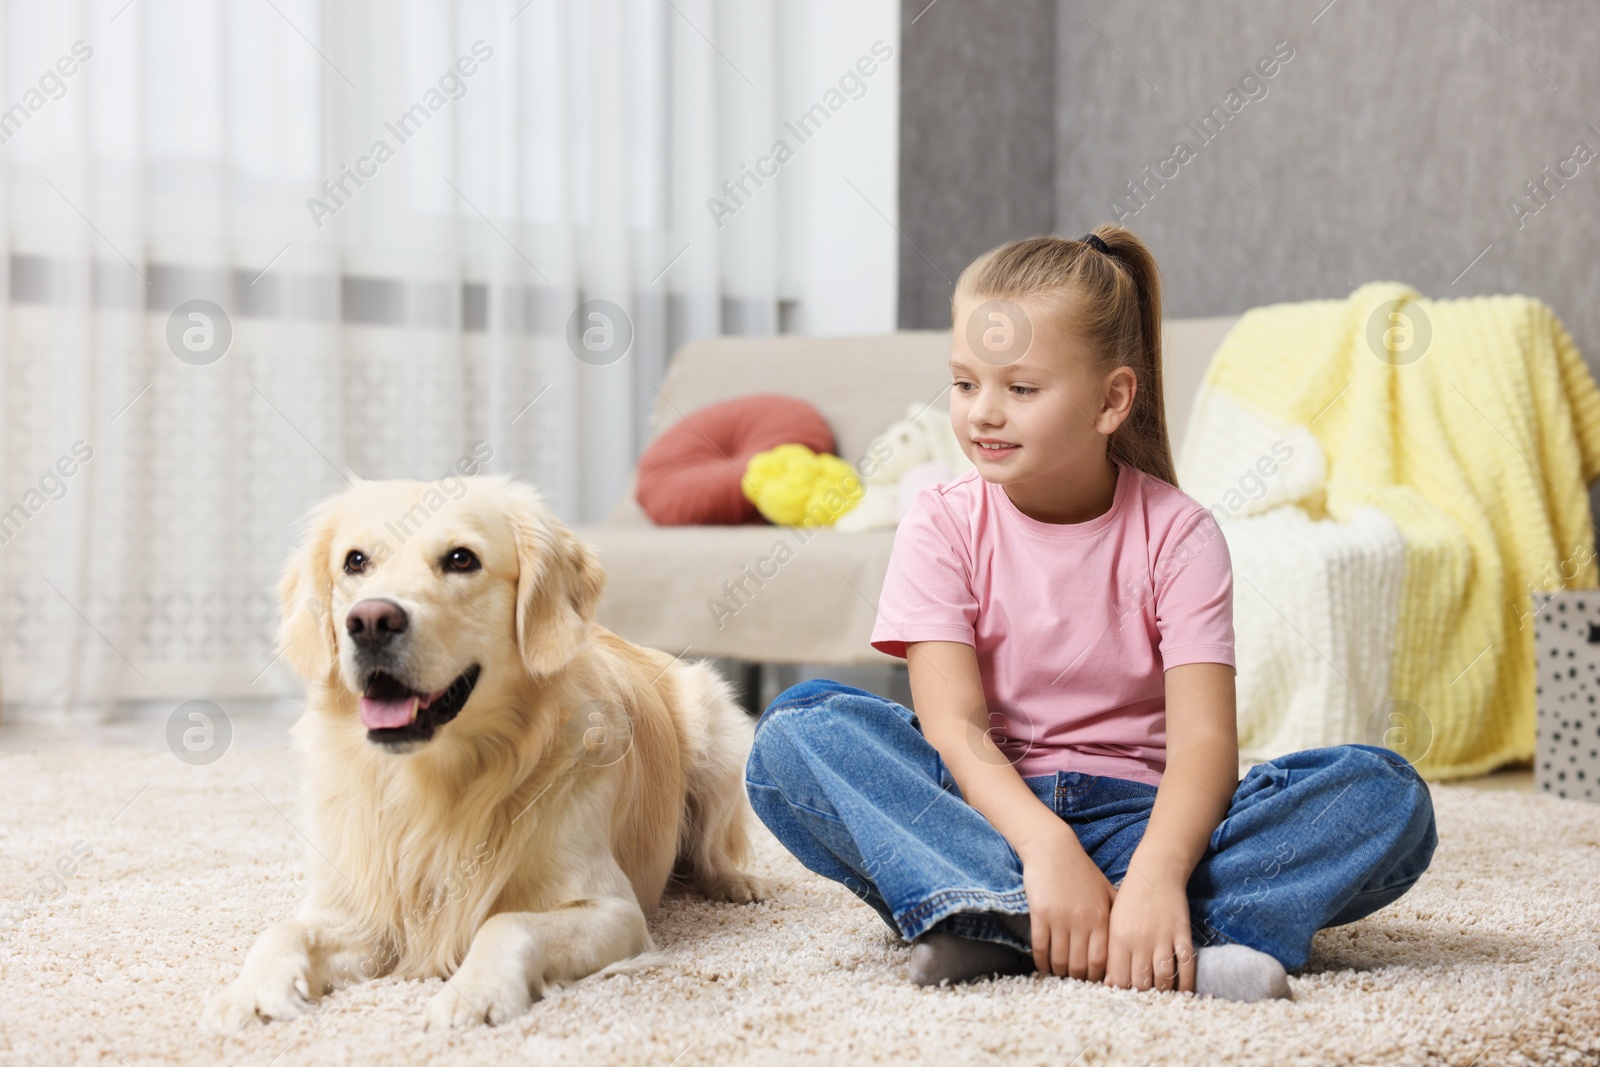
[{"xmin": 2, "ymin": 746, "xmax": 1599, "ymax": 1067}]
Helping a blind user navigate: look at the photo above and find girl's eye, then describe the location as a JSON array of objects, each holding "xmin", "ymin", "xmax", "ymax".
[
  {"xmin": 443, "ymin": 547, "xmax": 481, "ymax": 573},
  {"xmin": 343, "ymin": 550, "xmax": 367, "ymax": 575},
  {"xmin": 953, "ymin": 381, "xmax": 1036, "ymax": 395}
]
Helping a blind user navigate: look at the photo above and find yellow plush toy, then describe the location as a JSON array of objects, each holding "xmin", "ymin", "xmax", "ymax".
[{"xmin": 740, "ymin": 443, "xmax": 863, "ymax": 527}]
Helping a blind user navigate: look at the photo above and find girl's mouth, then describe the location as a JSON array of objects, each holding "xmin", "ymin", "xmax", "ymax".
[{"xmin": 975, "ymin": 441, "xmax": 1021, "ymax": 459}]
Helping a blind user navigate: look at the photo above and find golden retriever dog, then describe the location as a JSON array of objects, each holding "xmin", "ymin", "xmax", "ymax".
[{"xmin": 204, "ymin": 473, "xmax": 766, "ymax": 1030}]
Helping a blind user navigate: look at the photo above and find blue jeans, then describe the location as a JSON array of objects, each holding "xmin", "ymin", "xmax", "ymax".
[{"xmin": 744, "ymin": 679, "xmax": 1438, "ymax": 970}]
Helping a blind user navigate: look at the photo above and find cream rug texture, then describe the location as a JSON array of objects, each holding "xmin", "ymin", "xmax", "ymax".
[{"xmin": 1, "ymin": 746, "xmax": 1598, "ymax": 1066}]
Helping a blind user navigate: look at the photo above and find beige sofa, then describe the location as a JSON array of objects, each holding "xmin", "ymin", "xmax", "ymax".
[{"xmin": 571, "ymin": 317, "xmax": 1240, "ymax": 675}]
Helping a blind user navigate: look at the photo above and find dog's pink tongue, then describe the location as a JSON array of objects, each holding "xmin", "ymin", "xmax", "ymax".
[{"xmin": 360, "ymin": 695, "xmax": 418, "ymax": 730}]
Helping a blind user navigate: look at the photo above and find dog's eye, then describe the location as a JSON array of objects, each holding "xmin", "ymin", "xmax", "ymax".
[
  {"xmin": 343, "ymin": 550, "xmax": 368, "ymax": 575},
  {"xmin": 443, "ymin": 547, "xmax": 481, "ymax": 573}
]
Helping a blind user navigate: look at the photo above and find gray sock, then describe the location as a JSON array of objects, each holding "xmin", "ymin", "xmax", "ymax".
[
  {"xmin": 907, "ymin": 914, "xmax": 1034, "ymax": 987},
  {"xmin": 1193, "ymin": 944, "xmax": 1291, "ymax": 1001}
]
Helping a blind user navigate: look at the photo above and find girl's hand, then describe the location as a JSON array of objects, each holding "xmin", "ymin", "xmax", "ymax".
[
  {"xmin": 1017, "ymin": 826, "xmax": 1117, "ymax": 982},
  {"xmin": 1103, "ymin": 871, "xmax": 1195, "ymax": 993}
]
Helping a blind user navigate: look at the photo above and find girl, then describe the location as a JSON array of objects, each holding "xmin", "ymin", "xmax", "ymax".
[{"xmin": 743, "ymin": 226, "xmax": 1437, "ymax": 1001}]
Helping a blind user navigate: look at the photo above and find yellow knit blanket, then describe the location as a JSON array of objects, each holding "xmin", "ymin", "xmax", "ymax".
[{"xmin": 1202, "ymin": 281, "xmax": 1600, "ymax": 778}]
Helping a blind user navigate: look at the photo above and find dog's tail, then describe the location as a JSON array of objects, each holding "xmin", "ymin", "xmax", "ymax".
[{"xmin": 591, "ymin": 949, "xmax": 678, "ymax": 979}]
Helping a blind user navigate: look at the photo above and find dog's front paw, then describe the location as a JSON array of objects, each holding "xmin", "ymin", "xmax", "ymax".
[
  {"xmin": 423, "ymin": 972, "xmax": 534, "ymax": 1030},
  {"xmin": 203, "ymin": 973, "xmax": 315, "ymax": 1031}
]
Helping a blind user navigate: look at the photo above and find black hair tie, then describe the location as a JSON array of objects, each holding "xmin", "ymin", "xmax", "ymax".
[{"xmin": 1083, "ymin": 232, "xmax": 1110, "ymax": 255}]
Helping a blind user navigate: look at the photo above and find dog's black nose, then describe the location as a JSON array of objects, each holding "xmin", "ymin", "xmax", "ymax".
[{"xmin": 347, "ymin": 599, "xmax": 409, "ymax": 650}]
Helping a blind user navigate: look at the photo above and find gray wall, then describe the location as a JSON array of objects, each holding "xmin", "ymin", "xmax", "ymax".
[
  {"xmin": 1054, "ymin": 0, "xmax": 1600, "ymax": 348},
  {"xmin": 897, "ymin": 0, "xmax": 1057, "ymax": 329},
  {"xmin": 902, "ymin": 0, "xmax": 1600, "ymax": 358}
]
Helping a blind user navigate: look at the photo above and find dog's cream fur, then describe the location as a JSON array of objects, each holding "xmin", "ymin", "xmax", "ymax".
[{"xmin": 204, "ymin": 474, "xmax": 765, "ymax": 1030}]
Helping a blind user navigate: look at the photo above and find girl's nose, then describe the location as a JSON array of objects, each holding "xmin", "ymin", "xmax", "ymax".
[{"xmin": 970, "ymin": 394, "xmax": 1004, "ymax": 430}]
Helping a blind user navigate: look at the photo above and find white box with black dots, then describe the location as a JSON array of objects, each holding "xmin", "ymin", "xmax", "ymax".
[{"xmin": 1532, "ymin": 589, "xmax": 1600, "ymax": 802}]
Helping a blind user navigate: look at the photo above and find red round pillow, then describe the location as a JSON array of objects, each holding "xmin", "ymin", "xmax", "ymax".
[{"xmin": 636, "ymin": 394, "xmax": 837, "ymax": 525}]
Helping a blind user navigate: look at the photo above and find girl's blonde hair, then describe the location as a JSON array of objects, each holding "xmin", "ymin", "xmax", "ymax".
[{"xmin": 951, "ymin": 225, "xmax": 1176, "ymax": 487}]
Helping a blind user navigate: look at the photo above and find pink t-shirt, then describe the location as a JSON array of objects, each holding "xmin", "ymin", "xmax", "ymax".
[{"xmin": 869, "ymin": 462, "xmax": 1235, "ymax": 785}]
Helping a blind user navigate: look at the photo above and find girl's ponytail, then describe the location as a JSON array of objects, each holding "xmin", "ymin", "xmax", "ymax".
[{"xmin": 1087, "ymin": 225, "xmax": 1177, "ymax": 487}]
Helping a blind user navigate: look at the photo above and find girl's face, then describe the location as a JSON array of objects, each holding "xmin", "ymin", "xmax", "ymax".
[{"xmin": 948, "ymin": 293, "xmax": 1133, "ymax": 497}]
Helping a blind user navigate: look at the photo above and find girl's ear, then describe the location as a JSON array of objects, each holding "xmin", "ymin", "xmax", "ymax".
[
  {"xmin": 275, "ymin": 497, "xmax": 343, "ymax": 681},
  {"xmin": 506, "ymin": 484, "xmax": 605, "ymax": 680},
  {"xmin": 1096, "ymin": 366, "xmax": 1139, "ymax": 435}
]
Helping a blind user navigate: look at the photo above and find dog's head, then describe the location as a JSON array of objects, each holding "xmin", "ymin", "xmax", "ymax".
[{"xmin": 274, "ymin": 474, "xmax": 604, "ymax": 752}]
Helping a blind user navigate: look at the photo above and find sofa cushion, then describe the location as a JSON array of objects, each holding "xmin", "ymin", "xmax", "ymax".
[
  {"xmin": 634, "ymin": 393, "xmax": 837, "ymax": 525},
  {"xmin": 573, "ymin": 522, "xmax": 900, "ymax": 664}
]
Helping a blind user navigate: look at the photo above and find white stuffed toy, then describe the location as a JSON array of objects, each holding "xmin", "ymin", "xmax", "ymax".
[{"xmin": 834, "ymin": 403, "xmax": 975, "ymax": 532}]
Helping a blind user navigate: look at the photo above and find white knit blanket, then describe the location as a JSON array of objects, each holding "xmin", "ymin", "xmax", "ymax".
[{"xmin": 1176, "ymin": 387, "xmax": 1408, "ymax": 762}]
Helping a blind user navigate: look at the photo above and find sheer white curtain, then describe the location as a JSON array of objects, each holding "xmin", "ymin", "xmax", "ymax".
[{"xmin": 0, "ymin": 0, "xmax": 899, "ymax": 720}]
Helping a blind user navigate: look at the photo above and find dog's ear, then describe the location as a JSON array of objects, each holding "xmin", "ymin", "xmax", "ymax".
[
  {"xmin": 275, "ymin": 496, "xmax": 342, "ymax": 681},
  {"xmin": 507, "ymin": 485, "xmax": 605, "ymax": 680}
]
